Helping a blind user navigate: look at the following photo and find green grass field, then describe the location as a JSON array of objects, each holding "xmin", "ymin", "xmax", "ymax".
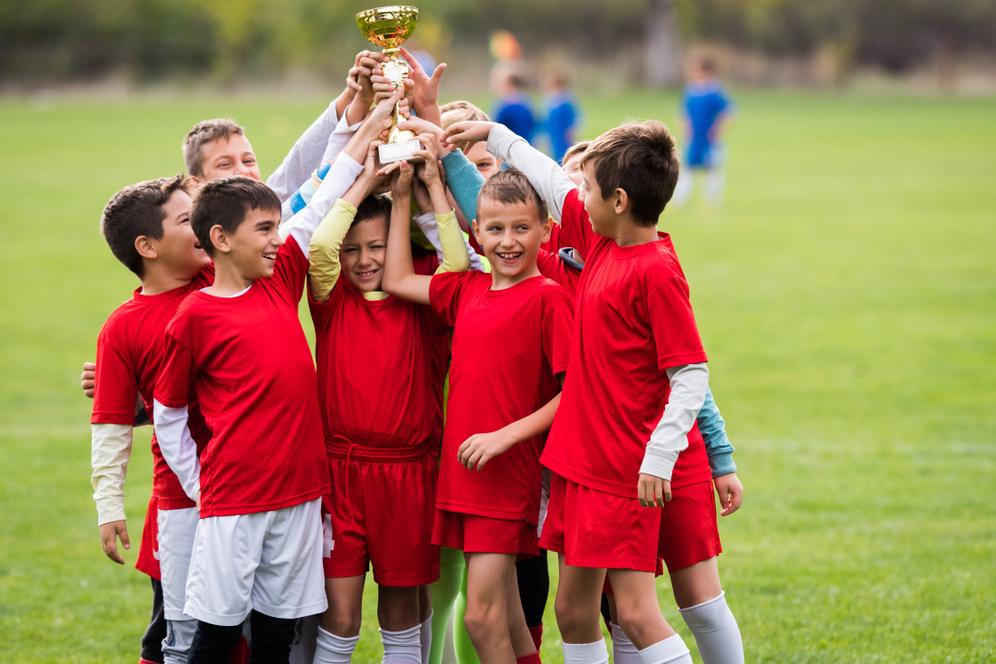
[{"xmin": 0, "ymin": 89, "xmax": 994, "ymax": 662}]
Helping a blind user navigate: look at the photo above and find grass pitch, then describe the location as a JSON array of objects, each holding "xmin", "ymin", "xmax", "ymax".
[{"xmin": 0, "ymin": 89, "xmax": 994, "ymax": 662}]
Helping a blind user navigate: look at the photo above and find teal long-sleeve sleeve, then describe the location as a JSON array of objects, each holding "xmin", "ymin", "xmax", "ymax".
[
  {"xmin": 698, "ymin": 387, "xmax": 737, "ymax": 477},
  {"xmin": 441, "ymin": 149, "xmax": 485, "ymax": 223}
]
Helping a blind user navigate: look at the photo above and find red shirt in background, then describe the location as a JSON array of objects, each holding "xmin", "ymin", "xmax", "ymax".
[
  {"xmin": 92, "ymin": 265, "xmax": 214, "ymax": 512},
  {"xmin": 155, "ymin": 237, "xmax": 328, "ymax": 518},
  {"xmin": 429, "ymin": 270, "xmax": 573, "ymax": 523}
]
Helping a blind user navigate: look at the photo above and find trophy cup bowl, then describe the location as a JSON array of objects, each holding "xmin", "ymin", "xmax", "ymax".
[{"xmin": 356, "ymin": 6, "xmax": 421, "ymax": 163}]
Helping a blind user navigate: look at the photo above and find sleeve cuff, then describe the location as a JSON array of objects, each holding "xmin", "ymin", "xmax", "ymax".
[
  {"xmin": 708, "ymin": 451, "xmax": 737, "ymax": 478},
  {"xmin": 96, "ymin": 501, "xmax": 126, "ymax": 526},
  {"xmin": 639, "ymin": 448, "xmax": 679, "ymax": 481}
]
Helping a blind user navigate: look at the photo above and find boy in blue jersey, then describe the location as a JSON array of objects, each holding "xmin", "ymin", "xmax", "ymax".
[
  {"xmin": 543, "ymin": 67, "xmax": 580, "ymax": 164},
  {"xmin": 492, "ymin": 62, "xmax": 537, "ymax": 144},
  {"xmin": 674, "ymin": 56, "xmax": 734, "ymax": 208}
]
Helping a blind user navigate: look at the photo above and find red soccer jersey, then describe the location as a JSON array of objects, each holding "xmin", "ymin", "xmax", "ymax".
[
  {"xmin": 309, "ymin": 253, "xmax": 447, "ymax": 458},
  {"xmin": 541, "ymin": 190, "xmax": 711, "ymax": 498},
  {"xmin": 429, "ymin": 270, "xmax": 573, "ymax": 523},
  {"xmin": 91, "ymin": 267, "xmax": 214, "ymax": 511},
  {"xmin": 155, "ymin": 237, "xmax": 329, "ymax": 518}
]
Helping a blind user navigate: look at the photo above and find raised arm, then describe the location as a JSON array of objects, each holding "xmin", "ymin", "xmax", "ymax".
[
  {"xmin": 445, "ymin": 121, "xmax": 575, "ymax": 221},
  {"xmin": 267, "ymin": 51, "xmax": 381, "ymax": 201},
  {"xmin": 280, "ymin": 93, "xmax": 399, "ymax": 254},
  {"xmin": 309, "ymin": 141, "xmax": 389, "ymax": 302},
  {"xmin": 382, "ymin": 161, "xmax": 433, "ymax": 305}
]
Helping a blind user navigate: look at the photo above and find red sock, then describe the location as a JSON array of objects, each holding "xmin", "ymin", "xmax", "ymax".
[
  {"xmin": 528, "ymin": 624, "xmax": 544, "ymax": 650},
  {"xmin": 516, "ymin": 653, "xmax": 541, "ymax": 664}
]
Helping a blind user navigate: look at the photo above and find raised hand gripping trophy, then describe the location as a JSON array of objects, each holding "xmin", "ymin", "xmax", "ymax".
[{"xmin": 355, "ymin": 5, "xmax": 421, "ymax": 163}]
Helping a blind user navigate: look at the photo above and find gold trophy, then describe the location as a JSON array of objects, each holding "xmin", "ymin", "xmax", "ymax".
[{"xmin": 355, "ymin": 5, "xmax": 421, "ymax": 163}]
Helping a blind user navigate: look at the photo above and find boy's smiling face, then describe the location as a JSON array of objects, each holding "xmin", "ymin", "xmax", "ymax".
[
  {"xmin": 149, "ymin": 189, "xmax": 210, "ymax": 280},
  {"xmin": 473, "ymin": 196, "xmax": 549, "ymax": 284},
  {"xmin": 341, "ymin": 215, "xmax": 388, "ymax": 293},
  {"xmin": 216, "ymin": 207, "xmax": 282, "ymax": 281},
  {"xmin": 198, "ymin": 134, "xmax": 262, "ymax": 182}
]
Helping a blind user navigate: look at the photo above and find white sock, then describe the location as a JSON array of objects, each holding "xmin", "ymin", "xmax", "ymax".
[
  {"xmin": 673, "ymin": 171, "xmax": 694, "ymax": 206},
  {"xmin": 704, "ymin": 170, "xmax": 725, "ymax": 206},
  {"xmin": 609, "ymin": 622, "xmax": 643, "ymax": 664},
  {"xmin": 563, "ymin": 638, "xmax": 609, "ymax": 664},
  {"xmin": 679, "ymin": 591, "xmax": 744, "ymax": 664},
  {"xmin": 313, "ymin": 626, "xmax": 359, "ymax": 664},
  {"xmin": 638, "ymin": 634, "xmax": 691, "ymax": 664},
  {"xmin": 381, "ymin": 624, "xmax": 422, "ymax": 664},
  {"xmin": 419, "ymin": 612, "xmax": 432, "ymax": 664}
]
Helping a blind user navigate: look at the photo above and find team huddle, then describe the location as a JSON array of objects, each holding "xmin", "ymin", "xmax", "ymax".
[{"xmin": 85, "ymin": 49, "xmax": 745, "ymax": 664}]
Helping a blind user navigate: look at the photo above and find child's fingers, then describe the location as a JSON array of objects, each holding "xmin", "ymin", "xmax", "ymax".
[
  {"xmin": 653, "ymin": 479, "xmax": 665, "ymax": 508},
  {"xmin": 118, "ymin": 522, "xmax": 131, "ymax": 550},
  {"xmin": 664, "ymin": 480, "xmax": 672, "ymax": 503}
]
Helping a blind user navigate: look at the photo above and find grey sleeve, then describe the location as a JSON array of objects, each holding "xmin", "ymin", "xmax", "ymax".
[{"xmin": 639, "ymin": 363, "xmax": 710, "ymax": 481}]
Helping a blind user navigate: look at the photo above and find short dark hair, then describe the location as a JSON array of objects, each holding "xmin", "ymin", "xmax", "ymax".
[
  {"xmin": 191, "ymin": 176, "xmax": 281, "ymax": 256},
  {"xmin": 183, "ymin": 119, "xmax": 245, "ymax": 177},
  {"xmin": 100, "ymin": 175, "xmax": 189, "ymax": 277},
  {"xmin": 477, "ymin": 167, "xmax": 548, "ymax": 223},
  {"xmin": 352, "ymin": 194, "xmax": 392, "ymax": 229},
  {"xmin": 580, "ymin": 121, "xmax": 679, "ymax": 226}
]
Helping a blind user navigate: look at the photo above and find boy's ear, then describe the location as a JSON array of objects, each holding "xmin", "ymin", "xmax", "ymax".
[
  {"xmin": 209, "ymin": 225, "xmax": 231, "ymax": 254},
  {"xmin": 612, "ymin": 187, "xmax": 629, "ymax": 215},
  {"xmin": 471, "ymin": 218, "xmax": 483, "ymax": 246},
  {"xmin": 134, "ymin": 235, "xmax": 159, "ymax": 261},
  {"xmin": 540, "ymin": 216, "xmax": 552, "ymax": 243}
]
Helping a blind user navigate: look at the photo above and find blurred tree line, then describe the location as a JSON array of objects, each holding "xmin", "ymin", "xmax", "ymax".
[{"xmin": 1, "ymin": 0, "xmax": 994, "ymax": 85}]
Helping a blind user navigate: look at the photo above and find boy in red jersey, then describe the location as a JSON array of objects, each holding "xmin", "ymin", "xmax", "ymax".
[
  {"xmin": 150, "ymin": 95, "xmax": 397, "ymax": 655},
  {"xmin": 384, "ymin": 164, "xmax": 573, "ymax": 664},
  {"xmin": 306, "ymin": 134, "xmax": 468, "ymax": 664},
  {"xmin": 445, "ymin": 120, "xmax": 744, "ymax": 664},
  {"xmin": 90, "ymin": 176, "xmax": 214, "ymax": 664}
]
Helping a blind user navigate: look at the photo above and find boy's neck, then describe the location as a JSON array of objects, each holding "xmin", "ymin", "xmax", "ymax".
[
  {"xmin": 490, "ymin": 264, "xmax": 541, "ymax": 291},
  {"xmin": 613, "ymin": 215, "xmax": 660, "ymax": 247},
  {"xmin": 139, "ymin": 264, "xmax": 194, "ymax": 296},
  {"xmin": 203, "ymin": 258, "xmax": 253, "ymax": 296}
]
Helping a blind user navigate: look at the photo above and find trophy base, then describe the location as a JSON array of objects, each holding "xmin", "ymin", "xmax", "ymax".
[{"xmin": 379, "ymin": 139, "xmax": 421, "ymax": 163}]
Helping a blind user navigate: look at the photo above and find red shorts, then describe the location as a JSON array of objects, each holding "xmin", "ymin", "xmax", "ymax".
[
  {"xmin": 324, "ymin": 453, "xmax": 439, "ymax": 586},
  {"xmin": 135, "ymin": 494, "xmax": 161, "ymax": 580},
  {"xmin": 433, "ymin": 510, "xmax": 540, "ymax": 557},
  {"xmin": 540, "ymin": 474, "xmax": 721, "ymax": 573}
]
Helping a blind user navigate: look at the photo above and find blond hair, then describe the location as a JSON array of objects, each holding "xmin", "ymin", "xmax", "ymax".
[
  {"xmin": 440, "ymin": 101, "xmax": 491, "ymax": 153},
  {"xmin": 183, "ymin": 119, "xmax": 245, "ymax": 177}
]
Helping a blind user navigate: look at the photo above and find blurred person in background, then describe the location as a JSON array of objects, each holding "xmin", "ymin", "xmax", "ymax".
[
  {"xmin": 542, "ymin": 66, "xmax": 580, "ymax": 164},
  {"xmin": 673, "ymin": 55, "xmax": 734, "ymax": 209}
]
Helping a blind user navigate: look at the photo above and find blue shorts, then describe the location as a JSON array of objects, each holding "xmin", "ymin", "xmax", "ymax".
[{"xmin": 685, "ymin": 143, "xmax": 723, "ymax": 169}]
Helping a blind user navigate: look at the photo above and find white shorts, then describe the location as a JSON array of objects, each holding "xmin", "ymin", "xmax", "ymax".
[
  {"xmin": 184, "ymin": 499, "xmax": 327, "ymax": 626},
  {"xmin": 158, "ymin": 506, "xmax": 199, "ymax": 621}
]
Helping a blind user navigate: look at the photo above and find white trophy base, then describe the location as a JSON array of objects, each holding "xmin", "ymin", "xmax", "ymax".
[{"xmin": 379, "ymin": 139, "xmax": 421, "ymax": 163}]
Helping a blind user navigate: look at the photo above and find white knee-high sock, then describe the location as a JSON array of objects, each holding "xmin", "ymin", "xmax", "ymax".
[
  {"xmin": 563, "ymin": 638, "xmax": 609, "ymax": 664},
  {"xmin": 313, "ymin": 626, "xmax": 359, "ymax": 664},
  {"xmin": 673, "ymin": 171, "xmax": 694, "ymax": 207},
  {"xmin": 381, "ymin": 624, "xmax": 422, "ymax": 664},
  {"xmin": 609, "ymin": 622, "xmax": 643, "ymax": 664},
  {"xmin": 638, "ymin": 634, "xmax": 691, "ymax": 664},
  {"xmin": 679, "ymin": 591, "xmax": 743, "ymax": 664},
  {"xmin": 419, "ymin": 612, "xmax": 432, "ymax": 664},
  {"xmin": 704, "ymin": 169, "xmax": 725, "ymax": 207}
]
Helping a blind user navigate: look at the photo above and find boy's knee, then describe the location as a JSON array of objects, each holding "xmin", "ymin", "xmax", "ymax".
[
  {"xmin": 555, "ymin": 595, "xmax": 598, "ymax": 636},
  {"xmin": 324, "ymin": 606, "xmax": 361, "ymax": 637},
  {"xmin": 463, "ymin": 600, "xmax": 504, "ymax": 641}
]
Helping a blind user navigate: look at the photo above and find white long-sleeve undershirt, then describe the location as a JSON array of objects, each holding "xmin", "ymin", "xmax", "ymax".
[
  {"xmin": 90, "ymin": 423, "xmax": 133, "ymax": 525},
  {"xmin": 267, "ymin": 99, "xmax": 341, "ymax": 203},
  {"xmin": 486, "ymin": 124, "xmax": 575, "ymax": 222},
  {"xmin": 640, "ymin": 363, "xmax": 710, "ymax": 481},
  {"xmin": 152, "ymin": 401, "xmax": 201, "ymax": 503}
]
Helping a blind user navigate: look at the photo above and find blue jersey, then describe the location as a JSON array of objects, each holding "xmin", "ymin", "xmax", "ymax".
[
  {"xmin": 495, "ymin": 94, "xmax": 537, "ymax": 144},
  {"xmin": 683, "ymin": 82, "xmax": 732, "ymax": 167},
  {"xmin": 544, "ymin": 92, "xmax": 579, "ymax": 163}
]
